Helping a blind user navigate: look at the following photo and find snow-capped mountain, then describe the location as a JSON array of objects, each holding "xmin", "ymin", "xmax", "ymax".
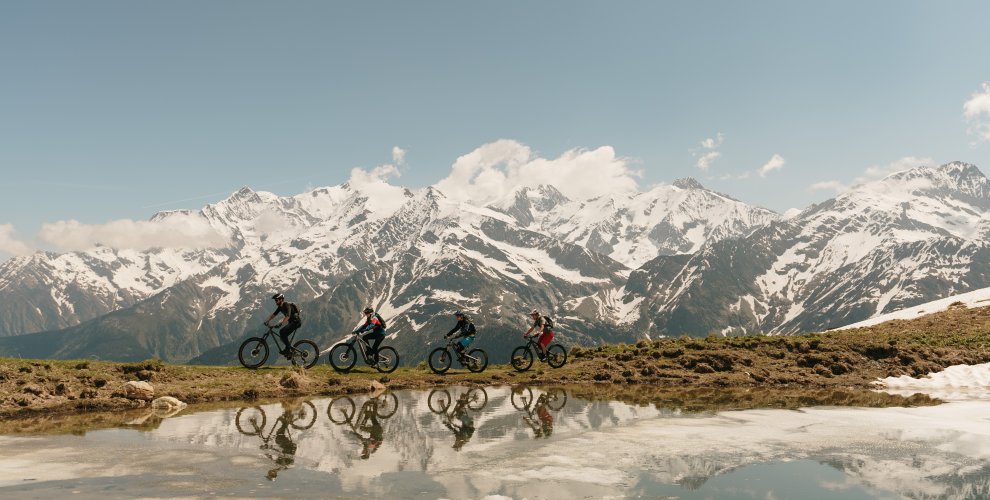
[{"xmin": 579, "ymin": 162, "xmax": 990, "ymax": 337}]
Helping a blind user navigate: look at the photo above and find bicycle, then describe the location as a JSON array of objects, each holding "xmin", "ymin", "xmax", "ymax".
[
  {"xmin": 426, "ymin": 387, "xmax": 488, "ymax": 451},
  {"xmin": 326, "ymin": 392, "xmax": 399, "ymax": 460},
  {"xmin": 428, "ymin": 337, "xmax": 489, "ymax": 374},
  {"xmin": 509, "ymin": 386, "xmax": 567, "ymax": 412},
  {"xmin": 327, "ymin": 331, "xmax": 399, "ymax": 373},
  {"xmin": 234, "ymin": 401, "xmax": 318, "ymax": 480},
  {"xmin": 238, "ymin": 324, "xmax": 320, "ymax": 369},
  {"xmin": 510, "ymin": 334, "xmax": 567, "ymax": 371},
  {"xmin": 426, "ymin": 387, "xmax": 488, "ymax": 414}
]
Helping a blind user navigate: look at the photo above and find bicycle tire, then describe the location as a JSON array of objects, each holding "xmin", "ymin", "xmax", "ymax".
[
  {"xmin": 375, "ymin": 346, "xmax": 399, "ymax": 373},
  {"xmin": 546, "ymin": 388, "xmax": 568, "ymax": 411},
  {"xmin": 510, "ymin": 386, "xmax": 534, "ymax": 411},
  {"xmin": 290, "ymin": 401, "xmax": 318, "ymax": 429},
  {"xmin": 510, "ymin": 346, "xmax": 533, "ymax": 372},
  {"xmin": 292, "ymin": 339, "xmax": 320, "ymax": 369},
  {"xmin": 466, "ymin": 348, "xmax": 488, "ymax": 373},
  {"xmin": 427, "ymin": 388, "xmax": 451, "ymax": 414},
  {"xmin": 328, "ymin": 343, "xmax": 357, "ymax": 372},
  {"xmin": 327, "ymin": 397, "xmax": 356, "ymax": 424},
  {"xmin": 466, "ymin": 387, "xmax": 488, "ymax": 410},
  {"xmin": 428, "ymin": 347, "xmax": 452, "ymax": 374},
  {"xmin": 234, "ymin": 406, "xmax": 266, "ymax": 435},
  {"xmin": 376, "ymin": 392, "xmax": 399, "ymax": 419},
  {"xmin": 238, "ymin": 337, "xmax": 270, "ymax": 369},
  {"xmin": 546, "ymin": 344, "xmax": 567, "ymax": 368}
]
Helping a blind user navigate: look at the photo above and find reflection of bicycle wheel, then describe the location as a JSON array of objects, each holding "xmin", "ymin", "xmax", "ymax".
[
  {"xmin": 511, "ymin": 346, "xmax": 533, "ymax": 372},
  {"xmin": 292, "ymin": 340, "xmax": 320, "ymax": 369},
  {"xmin": 428, "ymin": 347, "xmax": 452, "ymax": 374},
  {"xmin": 545, "ymin": 388, "xmax": 568, "ymax": 411},
  {"xmin": 510, "ymin": 386, "xmax": 534, "ymax": 411},
  {"xmin": 327, "ymin": 397, "xmax": 356, "ymax": 424},
  {"xmin": 427, "ymin": 389, "xmax": 452, "ymax": 414},
  {"xmin": 546, "ymin": 344, "xmax": 567, "ymax": 368},
  {"xmin": 290, "ymin": 401, "xmax": 318, "ymax": 429},
  {"xmin": 466, "ymin": 349, "xmax": 488, "ymax": 373},
  {"xmin": 465, "ymin": 387, "xmax": 488, "ymax": 410},
  {"xmin": 238, "ymin": 337, "xmax": 269, "ymax": 369},
  {"xmin": 235, "ymin": 406, "xmax": 266, "ymax": 435},
  {"xmin": 375, "ymin": 393, "xmax": 399, "ymax": 419}
]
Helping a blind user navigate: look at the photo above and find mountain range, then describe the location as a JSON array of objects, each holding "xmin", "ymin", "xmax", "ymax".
[{"xmin": 1, "ymin": 162, "xmax": 987, "ymax": 364}]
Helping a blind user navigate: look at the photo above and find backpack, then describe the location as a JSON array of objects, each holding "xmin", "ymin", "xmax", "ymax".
[
  {"xmin": 543, "ymin": 315, "xmax": 554, "ymax": 329},
  {"xmin": 375, "ymin": 313, "xmax": 387, "ymax": 330},
  {"xmin": 289, "ymin": 302, "xmax": 302, "ymax": 323}
]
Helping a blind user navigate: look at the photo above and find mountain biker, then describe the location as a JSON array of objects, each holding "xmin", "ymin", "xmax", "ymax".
[
  {"xmin": 265, "ymin": 293, "xmax": 302, "ymax": 356},
  {"xmin": 445, "ymin": 311, "xmax": 477, "ymax": 360},
  {"xmin": 523, "ymin": 309, "xmax": 553, "ymax": 359},
  {"xmin": 354, "ymin": 307, "xmax": 386, "ymax": 361}
]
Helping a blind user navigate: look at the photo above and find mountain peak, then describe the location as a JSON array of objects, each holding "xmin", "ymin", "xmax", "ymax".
[{"xmin": 672, "ymin": 178, "xmax": 705, "ymax": 190}]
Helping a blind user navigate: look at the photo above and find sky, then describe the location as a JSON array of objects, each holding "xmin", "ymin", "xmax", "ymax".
[{"xmin": 2, "ymin": 1, "xmax": 990, "ymax": 261}]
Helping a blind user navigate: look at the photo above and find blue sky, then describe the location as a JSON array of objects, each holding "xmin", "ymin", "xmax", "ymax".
[{"xmin": 2, "ymin": 1, "xmax": 990, "ymax": 259}]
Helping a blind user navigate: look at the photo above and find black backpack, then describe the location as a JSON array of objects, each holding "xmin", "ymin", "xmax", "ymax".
[
  {"xmin": 375, "ymin": 313, "xmax": 387, "ymax": 329},
  {"xmin": 543, "ymin": 315, "xmax": 554, "ymax": 329},
  {"xmin": 289, "ymin": 302, "xmax": 302, "ymax": 323}
]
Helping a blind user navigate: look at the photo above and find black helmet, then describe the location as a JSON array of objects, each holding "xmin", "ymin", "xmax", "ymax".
[
  {"xmin": 363, "ymin": 307, "xmax": 374, "ymax": 314},
  {"xmin": 272, "ymin": 293, "xmax": 284, "ymax": 301}
]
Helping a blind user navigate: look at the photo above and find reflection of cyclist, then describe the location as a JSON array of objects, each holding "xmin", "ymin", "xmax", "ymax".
[
  {"xmin": 523, "ymin": 394, "xmax": 554, "ymax": 439},
  {"xmin": 355, "ymin": 401, "xmax": 384, "ymax": 459},
  {"xmin": 445, "ymin": 311, "xmax": 477, "ymax": 360},
  {"xmin": 265, "ymin": 402, "xmax": 302, "ymax": 481},
  {"xmin": 265, "ymin": 293, "xmax": 302, "ymax": 357},
  {"xmin": 445, "ymin": 393, "xmax": 476, "ymax": 451},
  {"xmin": 354, "ymin": 307, "xmax": 386, "ymax": 361}
]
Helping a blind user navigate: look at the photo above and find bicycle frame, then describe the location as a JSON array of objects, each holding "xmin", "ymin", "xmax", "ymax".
[
  {"xmin": 445, "ymin": 338, "xmax": 482, "ymax": 365},
  {"xmin": 341, "ymin": 332, "xmax": 378, "ymax": 365}
]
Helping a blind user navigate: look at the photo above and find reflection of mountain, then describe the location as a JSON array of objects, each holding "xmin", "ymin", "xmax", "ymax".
[{"xmin": 41, "ymin": 388, "xmax": 990, "ymax": 499}]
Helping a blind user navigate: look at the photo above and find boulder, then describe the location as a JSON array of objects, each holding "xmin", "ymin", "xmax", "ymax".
[{"xmin": 124, "ymin": 380, "xmax": 154, "ymax": 400}]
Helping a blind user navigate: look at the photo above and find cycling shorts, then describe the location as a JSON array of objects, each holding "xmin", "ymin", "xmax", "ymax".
[
  {"xmin": 458, "ymin": 336, "xmax": 475, "ymax": 348},
  {"xmin": 538, "ymin": 330, "xmax": 554, "ymax": 348}
]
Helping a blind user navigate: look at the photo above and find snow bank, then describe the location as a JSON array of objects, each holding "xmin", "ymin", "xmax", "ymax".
[{"xmin": 876, "ymin": 362, "xmax": 990, "ymax": 401}]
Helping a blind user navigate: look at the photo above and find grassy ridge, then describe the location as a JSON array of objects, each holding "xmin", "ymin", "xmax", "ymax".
[{"xmin": 2, "ymin": 302, "xmax": 989, "ymax": 420}]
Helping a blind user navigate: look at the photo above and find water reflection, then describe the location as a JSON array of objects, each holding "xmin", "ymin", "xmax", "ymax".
[{"xmin": 1, "ymin": 385, "xmax": 988, "ymax": 499}]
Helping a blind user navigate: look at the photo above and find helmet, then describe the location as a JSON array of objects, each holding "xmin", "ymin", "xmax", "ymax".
[
  {"xmin": 363, "ymin": 307, "xmax": 374, "ymax": 314},
  {"xmin": 530, "ymin": 309, "xmax": 540, "ymax": 316},
  {"xmin": 454, "ymin": 310, "xmax": 464, "ymax": 317},
  {"xmin": 272, "ymin": 293, "xmax": 284, "ymax": 301}
]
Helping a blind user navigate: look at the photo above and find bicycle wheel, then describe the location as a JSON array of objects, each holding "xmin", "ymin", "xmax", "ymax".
[
  {"xmin": 375, "ymin": 392, "xmax": 399, "ymax": 419},
  {"xmin": 234, "ymin": 406, "xmax": 266, "ymax": 435},
  {"xmin": 465, "ymin": 349, "xmax": 488, "ymax": 373},
  {"xmin": 375, "ymin": 346, "xmax": 399, "ymax": 373},
  {"xmin": 328, "ymin": 344, "xmax": 357, "ymax": 372},
  {"xmin": 465, "ymin": 387, "xmax": 488, "ymax": 410},
  {"xmin": 290, "ymin": 401, "xmax": 318, "ymax": 429},
  {"xmin": 427, "ymin": 389, "xmax": 451, "ymax": 414},
  {"xmin": 510, "ymin": 386, "xmax": 534, "ymax": 411},
  {"xmin": 545, "ymin": 388, "xmax": 568, "ymax": 411},
  {"xmin": 546, "ymin": 344, "xmax": 567, "ymax": 368},
  {"xmin": 327, "ymin": 397, "xmax": 356, "ymax": 424},
  {"xmin": 510, "ymin": 346, "xmax": 534, "ymax": 372},
  {"xmin": 428, "ymin": 347, "xmax": 452, "ymax": 374},
  {"xmin": 292, "ymin": 340, "xmax": 320, "ymax": 369},
  {"xmin": 238, "ymin": 337, "xmax": 270, "ymax": 369}
]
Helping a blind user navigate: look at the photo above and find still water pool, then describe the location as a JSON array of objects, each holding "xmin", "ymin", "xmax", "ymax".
[{"xmin": 1, "ymin": 386, "xmax": 988, "ymax": 499}]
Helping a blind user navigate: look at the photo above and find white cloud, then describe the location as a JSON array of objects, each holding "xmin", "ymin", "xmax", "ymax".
[
  {"xmin": 392, "ymin": 146, "xmax": 407, "ymax": 165},
  {"xmin": 37, "ymin": 214, "xmax": 229, "ymax": 252},
  {"xmin": 964, "ymin": 82, "xmax": 990, "ymax": 143},
  {"xmin": 433, "ymin": 139, "xmax": 640, "ymax": 205},
  {"xmin": 692, "ymin": 133, "xmax": 723, "ymax": 172},
  {"xmin": 809, "ymin": 156, "xmax": 933, "ymax": 194},
  {"xmin": 0, "ymin": 224, "xmax": 33, "ymax": 257},
  {"xmin": 758, "ymin": 154, "xmax": 786, "ymax": 177},
  {"xmin": 347, "ymin": 162, "xmax": 410, "ymax": 216}
]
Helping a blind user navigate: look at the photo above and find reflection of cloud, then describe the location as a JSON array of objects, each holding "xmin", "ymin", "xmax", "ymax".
[
  {"xmin": 0, "ymin": 224, "xmax": 33, "ymax": 257},
  {"xmin": 964, "ymin": 82, "xmax": 990, "ymax": 144},
  {"xmin": 434, "ymin": 140, "xmax": 640, "ymax": 205},
  {"xmin": 37, "ymin": 214, "xmax": 229, "ymax": 252},
  {"xmin": 810, "ymin": 156, "xmax": 933, "ymax": 194}
]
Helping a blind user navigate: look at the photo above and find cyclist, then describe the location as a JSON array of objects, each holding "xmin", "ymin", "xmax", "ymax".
[
  {"xmin": 445, "ymin": 311, "xmax": 477, "ymax": 360},
  {"xmin": 264, "ymin": 293, "xmax": 302, "ymax": 356},
  {"xmin": 354, "ymin": 307, "xmax": 386, "ymax": 361},
  {"xmin": 523, "ymin": 309, "xmax": 553, "ymax": 359}
]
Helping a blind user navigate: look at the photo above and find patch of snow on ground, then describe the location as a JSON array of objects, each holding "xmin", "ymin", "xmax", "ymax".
[
  {"xmin": 834, "ymin": 286, "xmax": 990, "ymax": 330},
  {"xmin": 876, "ymin": 363, "xmax": 990, "ymax": 401}
]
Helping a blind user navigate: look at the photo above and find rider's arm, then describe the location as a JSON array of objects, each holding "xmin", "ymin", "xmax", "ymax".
[{"xmin": 446, "ymin": 324, "xmax": 460, "ymax": 337}]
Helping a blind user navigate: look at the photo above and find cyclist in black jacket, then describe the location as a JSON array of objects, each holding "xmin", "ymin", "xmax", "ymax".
[
  {"xmin": 265, "ymin": 293, "xmax": 302, "ymax": 356},
  {"xmin": 445, "ymin": 311, "xmax": 477, "ymax": 358}
]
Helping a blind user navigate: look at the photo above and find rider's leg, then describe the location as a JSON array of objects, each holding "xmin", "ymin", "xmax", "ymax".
[
  {"xmin": 537, "ymin": 330, "xmax": 553, "ymax": 357},
  {"xmin": 279, "ymin": 322, "xmax": 301, "ymax": 355},
  {"xmin": 362, "ymin": 331, "xmax": 385, "ymax": 360}
]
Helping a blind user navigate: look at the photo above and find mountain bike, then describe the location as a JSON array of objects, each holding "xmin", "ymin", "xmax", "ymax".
[
  {"xmin": 326, "ymin": 392, "xmax": 400, "ymax": 424},
  {"xmin": 511, "ymin": 387, "xmax": 566, "ymax": 439},
  {"xmin": 510, "ymin": 334, "xmax": 566, "ymax": 371},
  {"xmin": 428, "ymin": 337, "xmax": 489, "ymax": 374},
  {"xmin": 510, "ymin": 386, "xmax": 567, "ymax": 412},
  {"xmin": 238, "ymin": 324, "xmax": 320, "ymax": 369},
  {"xmin": 234, "ymin": 401, "xmax": 318, "ymax": 480},
  {"xmin": 427, "ymin": 387, "xmax": 488, "ymax": 414},
  {"xmin": 327, "ymin": 331, "xmax": 399, "ymax": 373}
]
